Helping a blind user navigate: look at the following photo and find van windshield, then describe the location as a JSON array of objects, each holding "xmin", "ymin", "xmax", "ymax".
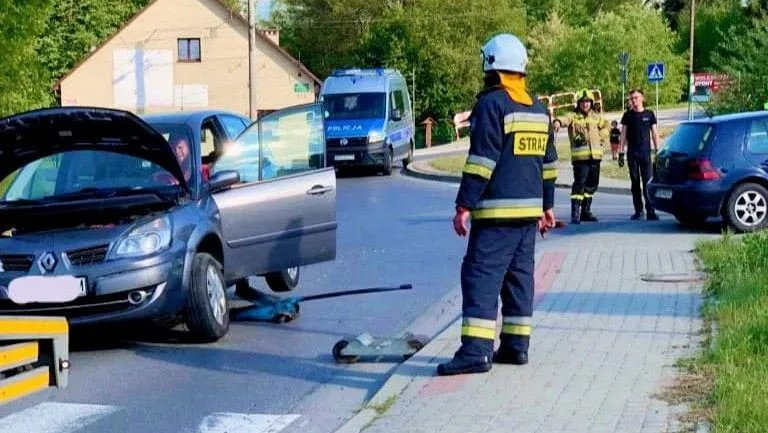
[{"xmin": 323, "ymin": 93, "xmax": 386, "ymax": 120}]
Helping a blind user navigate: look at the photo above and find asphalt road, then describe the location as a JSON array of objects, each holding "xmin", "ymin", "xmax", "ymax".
[{"xmin": 0, "ymin": 169, "xmax": 719, "ymax": 433}]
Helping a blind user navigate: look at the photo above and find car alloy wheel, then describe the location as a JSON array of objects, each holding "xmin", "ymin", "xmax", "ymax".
[
  {"xmin": 206, "ymin": 266, "xmax": 227, "ymax": 326},
  {"xmin": 734, "ymin": 190, "xmax": 767, "ymax": 228},
  {"xmin": 286, "ymin": 266, "xmax": 299, "ymax": 281}
]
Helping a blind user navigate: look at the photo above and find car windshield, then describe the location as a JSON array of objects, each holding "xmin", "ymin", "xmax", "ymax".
[
  {"xmin": 664, "ymin": 124, "xmax": 713, "ymax": 155},
  {"xmin": 0, "ymin": 150, "xmax": 181, "ymax": 203},
  {"xmin": 323, "ymin": 93, "xmax": 386, "ymax": 120},
  {"xmin": 144, "ymin": 123, "xmax": 195, "ymax": 177}
]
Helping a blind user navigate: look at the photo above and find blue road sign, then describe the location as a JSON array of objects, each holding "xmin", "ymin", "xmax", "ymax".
[{"xmin": 647, "ymin": 62, "xmax": 665, "ymax": 83}]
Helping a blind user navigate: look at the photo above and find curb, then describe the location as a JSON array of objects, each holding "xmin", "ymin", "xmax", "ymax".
[
  {"xmin": 405, "ymin": 161, "xmax": 632, "ymax": 196},
  {"xmin": 333, "ymin": 321, "xmax": 459, "ymax": 433},
  {"xmin": 331, "ymin": 288, "xmax": 463, "ymax": 433}
]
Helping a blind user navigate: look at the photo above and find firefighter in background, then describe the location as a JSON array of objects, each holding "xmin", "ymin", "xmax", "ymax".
[
  {"xmin": 439, "ymin": 33, "xmax": 558, "ymax": 376},
  {"xmin": 553, "ymin": 89, "xmax": 609, "ymax": 224}
]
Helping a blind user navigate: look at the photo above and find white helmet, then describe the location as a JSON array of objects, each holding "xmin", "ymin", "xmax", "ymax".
[{"xmin": 482, "ymin": 34, "xmax": 528, "ymax": 74}]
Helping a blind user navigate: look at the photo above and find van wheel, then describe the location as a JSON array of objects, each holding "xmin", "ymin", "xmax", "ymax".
[
  {"xmin": 402, "ymin": 144, "xmax": 414, "ymax": 167},
  {"xmin": 382, "ymin": 149, "xmax": 393, "ymax": 176},
  {"xmin": 265, "ymin": 266, "xmax": 300, "ymax": 292},
  {"xmin": 724, "ymin": 182, "xmax": 768, "ymax": 232},
  {"xmin": 185, "ymin": 253, "xmax": 229, "ymax": 342}
]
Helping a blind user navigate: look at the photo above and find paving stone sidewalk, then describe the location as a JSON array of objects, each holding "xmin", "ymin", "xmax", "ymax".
[{"xmin": 336, "ymin": 235, "xmax": 705, "ymax": 433}]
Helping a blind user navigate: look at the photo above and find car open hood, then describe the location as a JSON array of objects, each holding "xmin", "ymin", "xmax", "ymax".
[{"xmin": 0, "ymin": 107, "xmax": 187, "ymax": 190}]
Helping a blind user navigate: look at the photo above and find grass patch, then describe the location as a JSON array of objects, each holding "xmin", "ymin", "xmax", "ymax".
[
  {"xmin": 679, "ymin": 231, "xmax": 768, "ymax": 433},
  {"xmin": 359, "ymin": 395, "xmax": 399, "ymax": 431},
  {"xmin": 429, "ymin": 155, "xmax": 465, "ymax": 173},
  {"xmin": 366, "ymin": 395, "xmax": 398, "ymax": 416}
]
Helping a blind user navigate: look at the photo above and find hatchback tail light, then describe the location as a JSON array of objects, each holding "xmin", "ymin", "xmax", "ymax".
[{"xmin": 687, "ymin": 158, "xmax": 720, "ymax": 181}]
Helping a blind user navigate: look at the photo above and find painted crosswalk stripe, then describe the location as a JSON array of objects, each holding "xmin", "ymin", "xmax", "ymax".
[
  {"xmin": 197, "ymin": 413, "xmax": 300, "ymax": 433},
  {"xmin": 0, "ymin": 402, "xmax": 119, "ymax": 433}
]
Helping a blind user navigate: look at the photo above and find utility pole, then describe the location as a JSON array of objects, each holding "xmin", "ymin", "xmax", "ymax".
[
  {"xmin": 687, "ymin": 0, "xmax": 696, "ymax": 120},
  {"xmin": 248, "ymin": 0, "xmax": 258, "ymax": 119}
]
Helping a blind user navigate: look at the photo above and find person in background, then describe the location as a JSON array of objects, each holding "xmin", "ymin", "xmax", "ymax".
[
  {"xmin": 619, "ymin": 88, "xmax": 660, "ymax": 221},
  {"xmin": 609, "ymin": 120, "xmax": 621, "ymax": 160}
]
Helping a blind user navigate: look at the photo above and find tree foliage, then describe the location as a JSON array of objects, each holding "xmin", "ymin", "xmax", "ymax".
[
  {"xmin": 708, "ymin": 16, "xmax": 768, "ymax": 114},
  {"xmin": 0, "ymin": 0, "xmax": 54, "ymax": 117},
  {"xmin": 526, "ymin": 4, "xmax": 686, "ymax": 109}
]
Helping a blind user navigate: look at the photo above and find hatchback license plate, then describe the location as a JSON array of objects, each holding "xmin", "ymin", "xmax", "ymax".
[
  {"xmin": 334, "ymin": 154, "xmax": 355, "ymax": 161},
  {"xmin": 7, "ymin": 276, "xmax": 86, "ymax": 304},
  {"xmin": 655, "ymin": 189, "xmax": 673, "ymax": 199}
]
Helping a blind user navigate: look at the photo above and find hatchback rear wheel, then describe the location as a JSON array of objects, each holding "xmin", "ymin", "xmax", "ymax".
[
  {"xmin": 265, "ymin": 266, "xmax": 300, "ymax": 292},
  {"xmin": 724, "ymin": 183, "xmax": 768, "ymax": 232}
]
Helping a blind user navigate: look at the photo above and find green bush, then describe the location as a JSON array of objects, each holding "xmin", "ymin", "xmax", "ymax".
[{"xmin": 526, "ymin": 5, "xmax": 686, "ymax": 111}]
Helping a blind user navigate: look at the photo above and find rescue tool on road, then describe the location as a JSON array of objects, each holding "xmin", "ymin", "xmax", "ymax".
[{"xmin": 231, "ymin": 284, "xmax": 413, "ymax": 323}]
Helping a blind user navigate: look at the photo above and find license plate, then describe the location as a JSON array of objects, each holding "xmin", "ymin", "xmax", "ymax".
[
  {"xmin": 334, "ymin": 154, "xmax": 355, "ymax": 161},
  {"xmin": 7, "ymin": 276, "xmax": 87, "ymax": 304},
  {"xmin": 655, "ymin": 188, "xmax": 673, "ymax": 199}
]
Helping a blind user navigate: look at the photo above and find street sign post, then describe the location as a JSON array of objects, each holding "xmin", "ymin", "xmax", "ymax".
[
  {"xmin": 647, "ymin": 62, "xmax": 665, "ymax": 114},
  {"xmin": 618, "ymin": 52, "xmax": 630, "ymax": 110}
]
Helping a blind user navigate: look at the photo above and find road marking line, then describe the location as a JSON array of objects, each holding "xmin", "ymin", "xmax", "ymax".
[
  {"xmin": 0, "ymin": 402, "xmax": 119, "ymax": 433},
  {"xmin": 197, "ymin": 413, "xmax": 300, "ymax": 433}
]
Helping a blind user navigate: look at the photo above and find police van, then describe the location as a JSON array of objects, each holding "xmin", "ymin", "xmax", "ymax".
[{"xmin": 320, "ymin": 68, "xmax": 415, "ymax": 174}]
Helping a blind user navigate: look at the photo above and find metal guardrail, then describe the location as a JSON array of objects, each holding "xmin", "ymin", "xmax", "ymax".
[{"xmin": 0, "ymin": 316, "xmax": 70, "ymax": 405}]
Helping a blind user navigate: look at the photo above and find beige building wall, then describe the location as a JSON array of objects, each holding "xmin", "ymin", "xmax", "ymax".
[{"xmin": 59, "ymin": 0, "xmax": 317, "ymax": 118}]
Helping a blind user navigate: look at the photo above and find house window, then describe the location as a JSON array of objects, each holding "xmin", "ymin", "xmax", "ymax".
[{"xmin": 178, "ymin": 38, "xmax": 201, "ymax": 62}]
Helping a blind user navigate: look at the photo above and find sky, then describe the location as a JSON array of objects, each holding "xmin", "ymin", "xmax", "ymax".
[{"xmin": 258, "ymin": 0, "xmax": 272, "ymax": 19}]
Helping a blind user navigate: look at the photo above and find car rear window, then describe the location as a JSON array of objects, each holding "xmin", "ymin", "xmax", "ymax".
[{"xmin": 664, "ymin": 123, "xmax": 713, "ymax": 155}]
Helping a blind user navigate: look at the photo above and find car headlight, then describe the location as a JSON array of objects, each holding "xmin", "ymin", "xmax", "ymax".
[
  {"xmin": 113, "ymin": 217, "xmax": 172, "ymax": 258},
  {"xmin": 368, "ymin": 130, "xmax": 386, "ymax": 143}
]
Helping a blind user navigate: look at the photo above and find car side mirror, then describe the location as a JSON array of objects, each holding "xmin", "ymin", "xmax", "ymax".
[
  {"xmin": 391, "ymin": 109, "xmax": 402, "ymax": 122},
  {"xmin": 209, "ymin": 170, "xmax": 240, "ymax": 192}
]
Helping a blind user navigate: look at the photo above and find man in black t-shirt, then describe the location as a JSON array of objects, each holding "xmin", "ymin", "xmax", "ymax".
[{"xmin": 620, "ymin": 89, "xmax": 661, "ymax": 220}]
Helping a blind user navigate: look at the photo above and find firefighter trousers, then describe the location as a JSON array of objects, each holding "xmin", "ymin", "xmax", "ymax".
[
  {"xmin": 570, "ymin": 159, "xmax": 601, "ymax": 201},
  {"xmin": 457, "ymin": 221, "xmax": 536, "ymax": 359}
]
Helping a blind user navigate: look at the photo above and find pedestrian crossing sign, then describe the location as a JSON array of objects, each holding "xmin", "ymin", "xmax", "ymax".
[{"xmin": 647, "ymin": 63, "xmax": 665, "ymax": 83}]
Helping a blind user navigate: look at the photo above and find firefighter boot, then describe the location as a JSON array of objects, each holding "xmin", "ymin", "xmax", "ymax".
[
  {"xmin": 437, "ymin": 355, "xmax": 492, "ymax": 376},
  {"xmin": 492, "ymin": 349, "xmax": 528, "ymax": 365},
  {"xmin": 581, "ymin": 197, "xmax": 599, "ymax": 222},
  {"xmin": 571, "ymin": 199, "xmax": 582, "ymax": 225}
]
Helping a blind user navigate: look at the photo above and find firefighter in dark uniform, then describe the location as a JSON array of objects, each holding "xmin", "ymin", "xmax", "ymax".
[{"xmin": 438, "ymin": 34, "xmax": 558, "ymax": 376}]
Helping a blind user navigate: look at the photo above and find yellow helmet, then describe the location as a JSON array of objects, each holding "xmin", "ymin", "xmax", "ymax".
[{"xmin": 576, "ymin": 88, "xmax": 594, "ymax": 103}]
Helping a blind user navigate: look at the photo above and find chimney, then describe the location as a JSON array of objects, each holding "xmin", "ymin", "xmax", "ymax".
[{"xmin": 260, "ymin": 29, "xmax": 280, "ymax": 46}]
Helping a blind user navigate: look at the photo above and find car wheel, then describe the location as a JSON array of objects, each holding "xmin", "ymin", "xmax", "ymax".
[
  {"xmin": 185, "ymin": 253, "xmax": 229, "ymax": 342},
  {"xmin": 674, "ymin": 212, "xmax": 707, "ymax": 227},
  {"xmin": 382, "ymin": 149, "xmax": 393, "ymax": 176},
  {"xmin": 724, "ymin": 182, "xmax": 768, "ymax": 233},
  {"xmin": 265, "ymin": 266, "xmax": 300, "ymax": 292},
  {"xmin": 402, "ymin": 144, "xmax": 414, "ymax": 168}
]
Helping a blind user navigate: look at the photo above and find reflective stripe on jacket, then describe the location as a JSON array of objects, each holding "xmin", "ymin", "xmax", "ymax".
[
  {"xmin": 557, "ymin": 111, "xmax": 609, "ymax": 162},
  {"xmin": 456, "ymin": 88, "xmax": 558, "ymax": 221}
]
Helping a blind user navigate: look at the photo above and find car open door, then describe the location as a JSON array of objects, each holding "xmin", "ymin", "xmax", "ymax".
[{"xmin": 210, "ymin": 104, "xmax": 336, "ymax": 278}]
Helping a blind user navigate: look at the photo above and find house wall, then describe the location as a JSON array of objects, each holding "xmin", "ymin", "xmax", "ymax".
[{"xmin": 59, "ymin": 0, "xmax": 316, "ymax": 118}]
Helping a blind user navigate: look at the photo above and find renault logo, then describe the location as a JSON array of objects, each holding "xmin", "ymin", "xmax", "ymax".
[
  {"xmin": 39, "ymin": 252, "xmax": 57, "ymax": 273},
  {"xmin": 340, "ymin": 138, "xmax": 349, "ymax": 146}
]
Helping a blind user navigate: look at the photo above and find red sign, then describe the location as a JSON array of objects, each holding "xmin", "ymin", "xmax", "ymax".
[{"xmin": 693, "ymin": 73, "xmax": 731, "ymax": 92}]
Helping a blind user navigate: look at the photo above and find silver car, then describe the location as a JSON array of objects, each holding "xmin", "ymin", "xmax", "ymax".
[{"xmin": 0, "ymin": 103, "xmax": 336, "ymax": 341}]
